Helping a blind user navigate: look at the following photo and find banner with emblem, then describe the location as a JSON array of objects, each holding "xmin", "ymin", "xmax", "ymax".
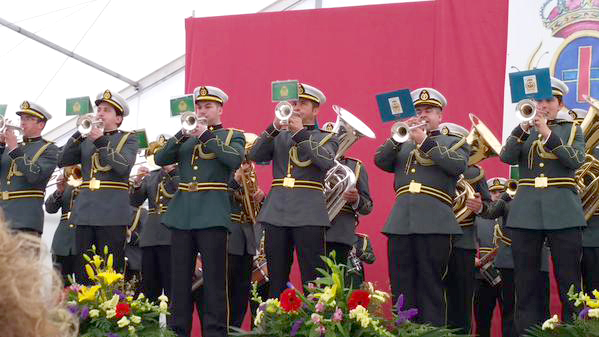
[
  {"xmin": 134, "ymin": 128, "xmax": 149, "ymax": 150},
  {"xmin": 66, "ymin": 97, "xmax": 92, "ymax": 116},
  {"xmin": 272, "ymin": 80, "xmax": 299, "ymax": 102},
  {"xmin": 375, "ymin": 89, "xmax": 416, "ymax": 122},
  {"xmin": 170, "ymin": 94, "xmax": 194, "ymax": 117}
]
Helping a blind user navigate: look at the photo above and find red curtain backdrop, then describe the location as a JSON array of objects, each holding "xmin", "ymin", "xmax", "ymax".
[{"xmin": 185, "ymin": 1, "xmax": 509, "ymax": 335}]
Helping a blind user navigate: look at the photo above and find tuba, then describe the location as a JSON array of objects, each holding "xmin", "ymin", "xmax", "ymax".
[
  {"xmin": 576, "ymin": 95, "xmax": 599, "ymax": 220},
  {"xmin": 240, "ymin": 132, "xmax": 261, "ymax": 224},
  {"xmin": 453, "ymin": 175, "xmax": 477, "ymax": 223},
  {"xmin": 466, "ymin": 113, "xmax": 503, "ymax": 165},
  {"xmin": 324, "ymin": 105, "xmax": 375, "ymax": 220}
]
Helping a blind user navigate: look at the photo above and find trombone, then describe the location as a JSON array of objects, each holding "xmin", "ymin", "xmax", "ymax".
[{"xmin": 391, "ymin": 121, "xmax": 426, "ymax": 143}]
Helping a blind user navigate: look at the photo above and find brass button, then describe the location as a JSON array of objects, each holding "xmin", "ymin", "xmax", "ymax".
[
  {"xmin": 539, "ymin": 163, "xmax": 544, "ymax": 168},
  {"xmin": 193, "ymin": 166, "xmax": 198, "ymax": 170},
  {"xmin": 410, "ymin": 169, "xmax": 416, "ymax": 173},
  {"xmin": 540, "ymin": 173, "xmax": 545, "ymax": 177},
  {"xmin": 6, "ymin": 181, "xmax": 10, "ymax": 185},
  {"xmin": 69, "ymin": 224, "xmax": 74, "ymax": 228},
  {"xmin": 192, "ymin": 176, "xmax": 197, "ymax": 181},
  {"xmin": 537, "ymin": 134, "xmax": 542, "ymax": 139}
]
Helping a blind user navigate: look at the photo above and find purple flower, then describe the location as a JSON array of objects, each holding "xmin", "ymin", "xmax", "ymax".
[
  {"xmin": 332, "ymin": 308, "xmax": 343, "ymax": 322},
  {"xmin": 67, "ymin": 305, "xmax": 78, "ymax": 315},
  {"xmin": 287, "ymin": 282, "xmax": 296, "ymax": 289},
  {"xmin": 114, "ymin": 290, "xmax": 126, "ymax": 301},
  {"xmin": 579, "ymin": 307, "xmax": 590, "ymax": 320},
  {"xmin": 80, "ymin": 306, "xmax": 89, "ymax": 320},
  {"xmin": 395, "ymin": 294, "xmax": 418, "ymax": 326},
  {"xmin": 318, "ymin": 325, "xmax": 326, "ymax": 336},
  {"xmin": 290, "ymin": 319, "xmax": 303, "ymax": 336},
  {"xmin": 259, "ymin": 303, "xmax": 267, "ymax": 312}
]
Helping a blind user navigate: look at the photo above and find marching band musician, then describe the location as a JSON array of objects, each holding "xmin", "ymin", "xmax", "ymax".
[
  {"xmin": 0, "ymin": 101, "xmax": 58, "ymax": 235},
  {"xmin": 374, "ymin": 88, "xmax": 469, "ymax": 326},
  {"xmin": 499, "ymin": 77, "xmax": 585, "ymax": 334},
  {"xmin": 129, "ymin": 136, "xmax": 178, "ymax": 302},
  {"xmin": 247, "ymin": 83, "xmax": 338, "ymax": 299},
  {"xmin": 155, "ymin": 86, "xmax": 244, "ymax": 337},
  {"xmin": 443, "ymin": 122, "xmax": 492, "ymax": 334},
  {"xmin": 45, "ymin": 166, "xmax": 80, "ymax": 283},
  {"xmin": 58, "ymin": 90, "xmax": 138, "ymax": 280}
]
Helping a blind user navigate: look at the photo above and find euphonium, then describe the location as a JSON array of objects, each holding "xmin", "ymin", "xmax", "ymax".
[
  {"xmin": 324, "ymin": 105, "xmax": 375, "ymax": 220},
  {"xmin": 453, "ymin": 175, "xmax": 476, "ymax": 223},
  {"xmin": 391, "ymin": 121, "xmax": 427, "ymax": 143},
  {"xmin": 580, "ymin": 95, "xmax": 599, "ymax": 152},
  {"xmin": 466, "ymin": 113, "xmax": 503, "ymax": 165},
  {"xmin": 575, "ymin": 95, "xmax": 599, "ymax": 220},
  {"xmin": 77, "ymin": 114, "xmax": 104, "ymax": 136},
  {"xmin": 240, "ymin": 132, "xmax": 260, "ymax": 224}
]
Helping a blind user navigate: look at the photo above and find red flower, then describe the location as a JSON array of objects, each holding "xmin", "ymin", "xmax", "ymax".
[
  {"xmin": 280, "ymin": 288, "xmax": 302, "ymax": 312},
  {"xmin": 115, "ymin": 302, "xmax": 131, "ymax": 319},
  {"xmin": 348, "ymin": 290, "xmax": 370, "ymax": 310}
]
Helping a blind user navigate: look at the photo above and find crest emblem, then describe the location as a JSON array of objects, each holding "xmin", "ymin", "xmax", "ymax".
[
  {"xmin": 178, "ymin": 100, "xmax": 188, "ymax": 112},
  {"xmin": 419, "ymin": 90, "xmax": 430, "ymax": 101},
  {"xmin": 199, "ymin": 87, "xmax": 208, "ymax": 96},
  {"xmin": 103, "ymin": 90, "xmax": 112, "ymax": 100},
  {"xmin": 73, "ymin": 102, "xmax": 81, "ymax": 113},
  {"xmin": 298, "ymin": 84, "xmax": 304, "ymax": 95},
  {"xmin": 20, "ymin": 101, "xmax": 30, "ymax": 110},
  {"xmin": 280, "ymin": 85, "xmax": 289, "ymax": 98}
]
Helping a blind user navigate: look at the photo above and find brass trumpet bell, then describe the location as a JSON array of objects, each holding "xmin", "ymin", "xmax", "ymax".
[
  {"xmin": 466, "ymin": 113, "xmax": 503, "ymax": 165},
  {"xmin": 516, "ymin": 99, "xmax": 537, "ymax": 124}
]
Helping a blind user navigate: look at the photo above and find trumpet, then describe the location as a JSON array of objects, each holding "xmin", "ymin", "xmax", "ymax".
[
  {"xmin": 506, "ymin": 179, "xmax": 518, "ymax": 198},
  {"xmin": 391, "ymin": 121, "xmax": 427, "ymax": 143},
  {"xmin": 77, "ymin": 114, "xmax": 104, "ymax": 136},
  {"xmin": 274, "ymin": 101, "xmax": 294, "ymax": 125},
  {"xmin": 180, "ymin": 111, "xmax": 207, "ymax": 134},
  {"xmin": 516, "ymin": 99, "xmax": 537, "ymax": 126},
  {"xmin": 0, "ymin": 117, "xmax": 23, "ymax": 137}
]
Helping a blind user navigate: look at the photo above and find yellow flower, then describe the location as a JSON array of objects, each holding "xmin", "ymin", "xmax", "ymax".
[
  {"xmin": 127, "ymin": 296, "xmax": 134, "ymax": 302},
  {"xmin": 593, "ymin": 290, "xmax": 599, "ymax": 299},
  {"xmin": 130, "ymin": 315, "xmax": 141, "ymax": 324},
  {"xmin": 106, "ymin": 309, "xmax": 116, "ymax": 319},
  {"xmin": 100, "ymin": 295, "xmax": 120, "ymax": 310},
  {"xmin": 117, "ymin": 316, "xmax": 130, "ymax": 327},
  {"xmin": 589, "ymin": 309, "xmax": 599, "ymax": 318},
  {"xmin": 92, "ymin": 255, "xmax": 102, "ymax": 269},
  {"xmin": 316, "ymin": 285, "xmax": 338, "ymax": 303},
  {"xmin": 103, "ymin": 245, "xmax": 109, "ymax": 255},
  {"xmin": 107, "ymin": 254, "xmax": 113, "ymax": 269},
  {"xmin": 332, "ymin": 272, "xmax": 342, "ymax": 291},
  {"xmin": 85, "ymin": 264, "xmax": 96, "ymax": 280},
  {"xmin": 587, "ymin": 298, "xmax": 599, "ymax": 309},
  {"xmin": 89, "ymin": 309, "xmax": 99, "ymax": 318},
  {"xmin": 254, "ymin": 310, "xmax": 264, "ymax": 326},
  {"xmin": 158, "ymin": 294, "xmax": 168, "ymax": 302},
  {"xmin": 78, "ymin": 285, "xmax": 101, "ymax": 302},
  {"xmin": 349, "ymin": 305, "xmax": 371, "ymax": 328},
  {"xmin": 542, "ymin": 315, "xmax": 560, "ymax": 330},
  {"xmin": 265, "ymin": 299, "xmax": 280, "ymax": 313},
  {"xmin": 96, "ymin": 270, "xmax": 124, "ymax": 286},
  {"xmin": 159, "ymin": 301, "xmax": 168, "ymax": 312},
  {"xmin": 137, "ymin": 293, "xmax": 145, "ymax": 300}
]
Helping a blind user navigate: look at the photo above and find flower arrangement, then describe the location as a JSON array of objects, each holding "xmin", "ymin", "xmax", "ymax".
[
  {"xmin": 65, "ymin": 245, "xmax": 176, "ymax": 337},
  {"xmin": 525, "ymin": 285, "xmax": 599, "ymax": 336},
  {"xmin": 234, "ymin": 253, "xmax": 460, "ymax": 337}
]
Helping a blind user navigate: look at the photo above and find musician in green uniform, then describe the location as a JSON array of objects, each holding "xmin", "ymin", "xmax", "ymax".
[{"xmin": 155, "ymin": 86, "xmax": 244, "ymax": 337}]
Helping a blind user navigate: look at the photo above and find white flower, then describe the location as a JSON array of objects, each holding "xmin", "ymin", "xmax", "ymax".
[
  {"xmin": 349, "ymin": 305, "xmax": 372, "ymax": 328},
  {"xmin": 159, "ymin": 301, "xmax": 168, "ymax": 312},
  {"xmin": 89, "ymin": 309, "xmax": 99, "ymax": 318},
  {"xmin": 589, "ymin": 309, "xmax": 599, "ymax": 318},
  {"xmin": 541, "ymin": 314, "xmax": 560, "ymax": 330},
  {"xmin": 105, "ymin": 309, "xmax": 116, "ymax": 319},
  {"xmin": 254, "ymin": 310, "xmax": 264, "ymax": 326},
  {"xmin": 100, "ymin": 295, "xmax": 120, "ymax": 310},
  {"xmin": 117, "ymin": 316, "xmax": 130, "ymax": 328},
  {"xmin": 130, "ymin": 315, "xmax": 141, "ymax": 324},
  {"xmin": 158, "ymin": 294, "xmax": 168, "ymax": 302},
  {"xmin": 137, "ymin": 293, "xmax": 145, "ymax": 300},
  {"xmin": 128, "ymin": 325, "xmax": 137, "ymax": 335}
]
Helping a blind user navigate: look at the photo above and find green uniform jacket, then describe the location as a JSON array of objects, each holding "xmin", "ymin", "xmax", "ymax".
[
  {"xmin": 228, "ymin": 178, "xmax": 257, "ymax": 256},
  {"xmin": 130, "ymin": 168, "xmax": 178, "ymax": 247},
  {"xmin": 58, "ymin": 130, "xmax": 138, "ymax": 226},
  {"xmin": 154, "ymin": 126, "xmax": 245, "ymax": 230},
  {"xmin": 500, "ymin": 121, "xmax": 586, "ymax": 230},
  {"xmin": 0, "ymin": 137, "xmax": 58, "ymax": 232},
  {"xmin": 583, "ymin": 148, "xmax": 599, "ymax": 247},
  {"xmin": 46, "ymin": 185, "xmax": 79, "ymax": 255},
  {"xmin": 374, "ymin": 130, "xmax": 469, "ymax": 235},
  {"xmin": 454, "ymin": 165, "xmax": 491, "ymax": 250},
  {"xmin": 247, "ymin": 124, "xmax": 338, "ymax": 228},
  {"xmin": 327, "ymin": 157, "xmax": 373, "ymax": 246}
]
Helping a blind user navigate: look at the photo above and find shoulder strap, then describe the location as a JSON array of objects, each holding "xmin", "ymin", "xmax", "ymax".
[
  {"xmin": 115, "ymin": 132, "xmax": 131, "ymax": 153},
  {"xmin": 225, "ymin": 129, "xmax": 235, "ymax": 146},
  {"xmin": 31, "ymin": 142, "xmax": 52, "ymax": 164}
]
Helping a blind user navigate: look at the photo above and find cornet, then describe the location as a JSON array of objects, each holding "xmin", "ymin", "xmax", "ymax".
[
  {"xmin": 0, "ymin": 117, "xmax": 23, "ymax": 137},
  {"xmin": 516, "ymin": 99, "xmax": 537, "ymax": 126},
  {"xmin": 77, "ymin": 114, "xmax": 104, "ymax": 136},
  {"xmin": 391, "ymin": 121, "xmax": 427, "ymax": 143},
  {"xmin": 180, "ymin": 111, "xmax": 207, "ymax": 135},
  {"xmin": 274, "ymin": 101, "xmax": 294, "ymax": 126},
  {"xmin": 506, "ymin": 179, "xmax": 518, "ymax": 198}
]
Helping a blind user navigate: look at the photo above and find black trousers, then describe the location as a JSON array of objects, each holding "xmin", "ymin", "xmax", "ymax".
[
  {"xmin": 264, "ymin": 224, "xmax": 326, "ymax": 298},
  {"xmin": 511, "ymin": 228, "xmax": 582, "ymax": 335},
  {"xmin": 445, "ymin": 247, "xmax": 476, "ymax": 334},
  {"xmin": 76, "ymin": 225, "xmax": 126, "ymax": 284},
  {"xmin": 498, "ymin": 268, "xmax": 516, "ymax": 337},
  {"xmin": 387, "ymin": 234, "xmax": 451, "ymax": 326},
  {"xmin": 325, "ymin": 242, "xmax": 352, "ymax": 267},
  {"xmin": 169, "ymin": 228, "xmax": 228, "ymax": 337},
  {"xmin": 54, "ymin": 254, "xmax": 78, "ymax": 285},
  {"xmin": 227, "ymin": 253, "xmax": 253, "ymax": 328},
  {"xmin": 141, "ymin": 245, "xmax": 171, "ymax": 302},
  {"xmin": 582, "ymin": 247, "xmax": 599, "ymax": 293},
  {"xmin": 474, "ymin": 278, "xmax": 501, "ymax": 337}
]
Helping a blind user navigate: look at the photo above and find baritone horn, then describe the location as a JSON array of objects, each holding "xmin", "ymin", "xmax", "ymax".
[
  {"xmin": 466, "ymin": 113, "xmax": 503, "ymax": 165},
  {"xmin": 391, "ymin": 121, "xmax": 427, "ymax": 143}
]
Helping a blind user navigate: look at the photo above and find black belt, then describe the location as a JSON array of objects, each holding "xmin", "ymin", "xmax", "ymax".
[{"xmin": 395, "ymin": 181, "xmax": 453, "ymax": 206}]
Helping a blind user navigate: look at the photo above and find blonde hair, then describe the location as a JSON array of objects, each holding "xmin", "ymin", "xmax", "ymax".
[{"xmin": 0, "ymin": 221, "xmax": 78, "ymax": 337}]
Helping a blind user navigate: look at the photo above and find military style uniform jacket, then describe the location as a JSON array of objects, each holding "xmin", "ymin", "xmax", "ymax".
[
  {"xmin": 0, "ymin": 137, "xmax": 58, "ymax": 232},
  {"xmin": 454, "ymin": 165, "xmax": 491, "ymax": 249},
  {"xmin": 247, "ymin": 124, "xmax": 338, "ymax": 228},
  {"xmin": 583, "ymin": 148, "xmax": 599, "ymax": 247},
  {"xmin": 481, "ymin": 194, "xmax": 549, "ymax": 271},
  {"xmin": 58, "ymin": 130, "xmax": 138, "ymax": 226},
  {"xmin": 327, "ymin": 157, "xmax": 373, "ymax": 246},
  {"xmin": 475, "ymin": 216, "xmax": 497, "ymax": 280},
  {"xmin": 46, "ymin": 185, "xmax": 79, "ymax": 255},
  {"xmin": 154, "ymin": 125, "xmax": 244, "ymax": 230},
  {"xmin": 375, "ymin": 130, "xmax": 469, "ymax": 235},
  {"xmin": 125, "ymin": 206, "xmax": 147, "ymax": 271},
  {"xmin": 130, "ymin": 168, "xmax": 178, "ymax": 247},
  {"xmin": 228, "ymin": 177, "xmax": 257, "ymax": 256},
  {"xmin": 500, "ymin": 121, "xmax": 586, "ymax": 230}
]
